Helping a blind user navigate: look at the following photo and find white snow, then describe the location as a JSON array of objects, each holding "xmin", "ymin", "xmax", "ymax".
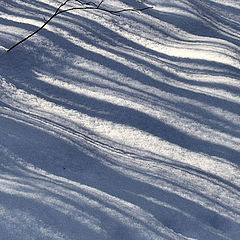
[{"xmin": 0, "ymin": 0, "xmax": 240, "ymax": 239}]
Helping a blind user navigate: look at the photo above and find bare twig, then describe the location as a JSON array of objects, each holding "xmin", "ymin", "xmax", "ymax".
[
  {"xmin": 7, "ymin": 0, "xmax": 152, "ymax": 52},
  {"xmin": 97, "ymin": 0, "xmax": 104, "ymax": 8},
  {"xmin": 55, "ymin": 0, "xmax": 71, "ymax": 14}
]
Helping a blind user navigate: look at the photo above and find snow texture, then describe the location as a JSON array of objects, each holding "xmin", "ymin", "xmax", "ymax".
[{"xmin": 0, "ymin": 0, "xmax": 240, "ymax": 239}]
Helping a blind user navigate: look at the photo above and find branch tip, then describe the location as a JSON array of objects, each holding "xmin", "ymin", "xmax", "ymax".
[{"xmin": 97, "ymin": 0, "xmax": 104, "ymax": 8}]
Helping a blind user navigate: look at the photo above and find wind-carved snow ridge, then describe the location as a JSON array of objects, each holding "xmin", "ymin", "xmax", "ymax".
[{"xmin": 0, "ymin": 0, "xmax": 240, "ymax": 239}]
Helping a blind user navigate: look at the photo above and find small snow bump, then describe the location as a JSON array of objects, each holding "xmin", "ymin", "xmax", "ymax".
[{"xmin": 0, "ymin": 46, "xmax": 7, "ymax": 55}]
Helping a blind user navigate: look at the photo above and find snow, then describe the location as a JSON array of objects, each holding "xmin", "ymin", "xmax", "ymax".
[{"xmin": 0, "ymin": 0, "xmax": 240, "ymax": 239}]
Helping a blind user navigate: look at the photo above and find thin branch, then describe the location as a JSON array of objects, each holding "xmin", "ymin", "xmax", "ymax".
[
  {"xmin": 7, "ymin": 1, "xmax": 152, "ymax": 52},
  {"xmin": 97, "ymin": 0, "xmax": 104, "ymax": 8},
  {"xmin": 57, "ymin": 6, "xmax": 94, "ymax": 15},
  {"xmin": 58, "ymin": 6, "xmax": 152, "ymax": 17},
  {"xmin": 109, "ymin": 6, "xmax": 153, "ymax": 15},
  {"xmin": 55, "ymin": 0, "xmax": 71, "ymax": 14},
  {"xmin": 7, "ymin": 13, "xmax": 58, "ymax": 52}
]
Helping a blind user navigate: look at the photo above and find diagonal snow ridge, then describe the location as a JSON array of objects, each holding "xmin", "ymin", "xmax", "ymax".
[{"xmin": 1, "ymin": 0, "xmax": 240, "ymax": 239}]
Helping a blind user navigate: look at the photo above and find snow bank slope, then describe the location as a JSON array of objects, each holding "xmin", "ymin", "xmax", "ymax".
[{"xmin": 0, "ymin": 0, "xmax": 240, "ymax": 239}]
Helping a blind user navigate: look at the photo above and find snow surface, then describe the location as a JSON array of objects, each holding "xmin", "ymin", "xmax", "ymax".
[{"xmin": 0, "ymin": 0, "xmax": 240, "ymax": 239}]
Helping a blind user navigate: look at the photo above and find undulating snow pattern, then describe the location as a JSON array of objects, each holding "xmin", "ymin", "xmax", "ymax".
[{"xmin": 0, "ymin": 0, "xmax": 240, "ymax": 239}]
